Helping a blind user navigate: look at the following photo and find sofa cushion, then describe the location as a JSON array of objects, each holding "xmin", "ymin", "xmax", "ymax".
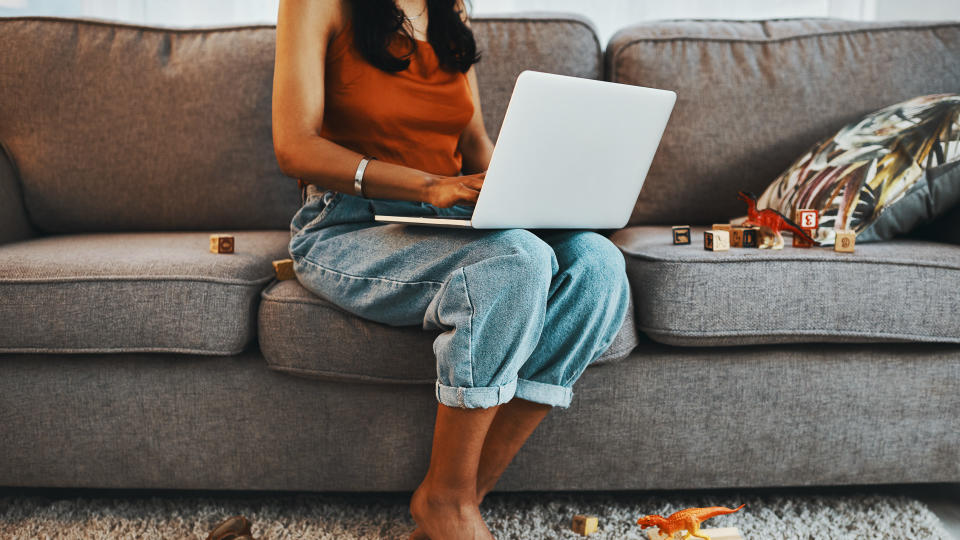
[
  {"xmin": 0, "ymin": 231, "xmax": 289, "ymax": 355},
  {"xmin": 915, "ymin": 204, "xmax": 960, "ymax": 246},
  {"xmin": 0, "ymin": 142, "xmax": 36, "ymax": 247},
  {"xmin": 471, "ymin": 14, "xmax": 602, "ymax": 141},
  {"xmin": 610, "ymin": 226, "xmax": 960, "ymax": 346},
  {"xmin": 0, "ymin": 15, "xmax": 599, "ymax": 233},
  {"xmin": 258, "ymin": 278, "xmax": 639, "ymax": 384},
  {"xmin": 606, "ymin": 19, "xmax": 960, "ymax": 226},
  {"xmin": 0, "ymin": 17, "xmax": 299, "ymax": 233}
]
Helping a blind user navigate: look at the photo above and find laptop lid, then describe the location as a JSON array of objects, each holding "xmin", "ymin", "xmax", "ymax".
[{"xmin": 470, "ymin": 71, "xmax": 676, "ymax": 229}]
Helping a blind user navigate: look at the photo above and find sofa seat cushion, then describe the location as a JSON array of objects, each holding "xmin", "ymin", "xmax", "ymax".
[
  {"xmin": 610, "ymin": 226, "xmax": 960, "ymax": 347},
  {"xmin": 0, "ymin": 231, "xmax": 290, "ymax": 355},
  {"xmin": 258, "ymin": 278, "xmax": 640, "ymax": 384}
]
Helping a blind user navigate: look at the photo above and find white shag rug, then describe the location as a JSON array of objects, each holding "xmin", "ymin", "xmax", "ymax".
[{"xmin": 0, "ymin": 489, "xmax": 950, "ymax": 539}]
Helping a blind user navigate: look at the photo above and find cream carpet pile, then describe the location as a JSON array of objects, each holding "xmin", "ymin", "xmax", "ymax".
[{"xmin": 0, "ymin": 488, "xmax": 950, "ymax": 539}]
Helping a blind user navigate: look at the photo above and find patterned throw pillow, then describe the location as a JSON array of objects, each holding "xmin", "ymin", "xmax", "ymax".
[{"xmin": 757, "ymin": 94, "xmax": 960, "ymax": 245}]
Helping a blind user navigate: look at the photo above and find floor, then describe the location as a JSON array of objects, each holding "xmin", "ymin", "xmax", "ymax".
[
  {"xmin": 912, "ymin": 483, "xmax": 960, "ymax": 539},
  {"xmin": 739, "ymin": 482, "xmax": 960, "ymax": 539},
  {"xmin": 641, "ymin": 482, "xmax": 960, "ymax": 539},
  {"xmin": 0, "ymin": 482, "xmax": 957, "ymax": 538}
]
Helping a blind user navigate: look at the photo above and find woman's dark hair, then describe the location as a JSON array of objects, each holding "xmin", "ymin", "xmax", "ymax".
[{"xmin": 349, "ymin": 0, "xmax": 481, "ymax": 74}]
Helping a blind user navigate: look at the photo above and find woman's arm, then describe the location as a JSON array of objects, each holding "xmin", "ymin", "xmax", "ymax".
[
  {"xmin": 456, "ymin": 5, "xmax": 495, "ymax": 175},
  {"xmin": 459, "ymin": 65, "xmax": 495, "ymax": 174},
  {"xmin": 272, "ymin": 0, "xmax": 481, "ymax": 205}
]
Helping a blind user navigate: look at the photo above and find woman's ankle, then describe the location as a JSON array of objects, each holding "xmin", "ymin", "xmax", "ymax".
[
  {"xmin": 475, "ymin": 480, "xmax": 495, "ymax": 505},
  {"xmin": 417, "ymin": 476, "xmax": 480, "ymax": 508}
]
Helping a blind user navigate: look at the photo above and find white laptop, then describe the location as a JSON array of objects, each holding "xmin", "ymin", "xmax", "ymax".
[{"xmin": 375, "ymin": 70, "xmax": 676, "ymax": 229}]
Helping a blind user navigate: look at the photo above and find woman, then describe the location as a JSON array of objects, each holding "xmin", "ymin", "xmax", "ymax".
[{"xmin": 271, "ymin": 1, "xmax": 631, "ymax": 538}]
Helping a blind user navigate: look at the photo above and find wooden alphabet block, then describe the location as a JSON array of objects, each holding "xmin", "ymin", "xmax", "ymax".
[
  {"xmin": 741, "ymin": 227, "xmax": 758, "ymax": 248},
  {"xmin": 209, "ymin": 234, "xmax": 234, "ymax": 254},
  {"xmin": 797, "ymin": 208, "xmax": 820, "ymax": 230},
  {"xmin": 647, "ymin": 527, "xmax": 742, "ymax": 540},
  {"xmin": 712, "ymin": 223, "xmax": 732, "ymax": 233},
  {"xmin": 672, "ymin": 225, "xmax": 691, "ymax": 245},
  {"xmin": 571, "ymin": 515, "xmax": 598, "ymax": 536},
  {"xmin": 272, "ymin": 259, "xmax": 295, "ymax": 281},
  {"xmin": 730, "ymin": 226, "xmax": 745, "ymax": 247},
  {"xmin": 835, "ymin": 230, "xmax": 856, "ymax": 253},
  {"xmin": 704, "ymin": 230, "xmax": 729, "ymax": 251}
]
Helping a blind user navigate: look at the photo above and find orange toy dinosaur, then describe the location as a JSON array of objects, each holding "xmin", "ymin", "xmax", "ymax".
[
  {"xmin": 737, "ymin": 191, "xmax": 816, "ymax": 250},
  {"xmin": 637, "ymin": 503, "xmax": 746, "ymax": 540}
]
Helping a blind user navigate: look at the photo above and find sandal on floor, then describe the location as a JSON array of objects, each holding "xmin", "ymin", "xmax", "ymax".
[{"xmin": 205, "ymin": 515, "xmax": 253, "ymax": 540}]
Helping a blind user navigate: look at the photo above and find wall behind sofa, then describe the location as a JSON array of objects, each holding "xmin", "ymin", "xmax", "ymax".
[{"xmin": 2, "ymin": 0, "xmax": 959, "ymax": 44}]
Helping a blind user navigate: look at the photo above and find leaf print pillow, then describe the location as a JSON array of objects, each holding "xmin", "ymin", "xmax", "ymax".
[{"xmin": 756, "ymin": 94, "xmax": 960, "ymax": 245}]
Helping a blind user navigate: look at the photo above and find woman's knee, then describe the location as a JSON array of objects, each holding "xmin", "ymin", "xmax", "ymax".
[
  {"xmin": 559, "ymin": 232, "xmax": 627, "ymax": 286},
  {"xmin": 481, "ymin": 228, "xmax": 557, "ymax": 289}
]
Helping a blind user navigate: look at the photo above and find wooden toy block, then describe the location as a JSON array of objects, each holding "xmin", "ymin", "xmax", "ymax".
[
  {"xmin": 712, "ymin": 223, "xmax": 732, "ymax": 233},
  {"xmin": 571, "ymin": 515, "xmax": 598, "ymax": 536},
  {"xmin": 209, "ymin": 234, "xmax": 234, "ymax": 254},
  {"xmin": 741, "ymin": 227, "xmax": 758, "ymax": 248},
  {"xmin": 797, "ymin": 208, "xmax": 820, "ymax": 230},
  {"xmin": 730, "ymin": 226, "xmax": 745, "ymax": 247},
  {"xmin": 835, "ymin": 230, "xmax": 856, "ymax": 253},
  {"xmin": 647, "ymin": 526, "xmax": 742, "ymax": 540},
  {"xmin": 704, "ymin": 230, "xmax": 729, "ymax": 251},
  {"xmin": 672, "ymin": 225, "xmax": 691, "ymax": 245},
  {"xmin": 272, "ymin": 259, "xmax": 295, "ymax": 281}
]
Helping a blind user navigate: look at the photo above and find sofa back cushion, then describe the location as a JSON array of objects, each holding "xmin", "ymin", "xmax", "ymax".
[
  {"xmin": 607, "ymin": 19, "xmax": 960, "ymax": 226},
  {"xmin": 0, "ymin": 15, "xmax": 600, "ymax": 232},
  {"xmin": 0, "ymin": 18, "xmax": 291, "ymax": 232},
  {"xmin": 472, "ymin": 14, "xmax": 602, "ymax": 141},
  {"xmin": 0, "ymin": 143, "xmax": 37, "ymax": 245}
]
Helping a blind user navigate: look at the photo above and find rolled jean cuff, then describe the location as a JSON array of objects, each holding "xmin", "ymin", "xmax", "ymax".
[
  {"xmin": 514, "ymin": 378, "xmax": 574, "ymax": 408},
  {"xmin": 435, "ymin": 379, "xmax": 517, "ymax": 409}
]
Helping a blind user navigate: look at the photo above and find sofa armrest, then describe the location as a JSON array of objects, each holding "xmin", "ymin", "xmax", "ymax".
[{"xmin": 0, "ymin": 142, "xmax": 37, "ymax": 246}]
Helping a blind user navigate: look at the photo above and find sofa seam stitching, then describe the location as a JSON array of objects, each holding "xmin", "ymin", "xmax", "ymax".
[
  {"xmin": 609, "ymin": 22, "xmax": 960, "ymax": 82},
  {"xmin": 638, "ymin": 326, "xmax": 960, "ymax": 341},
  {"xmin": 618, "ymin": 253, "xmax": 960, "ymax": 271},
  {"xmin": 612, "ymin": 20, "xmax": 960, "ymax": 50},
  {"xmin": 0, "ymin": 275, "xmax": 274, "ymax": 286},
  {"xmin": 0, "ymin": 345, "xmax": 248, "ymax": 355}
]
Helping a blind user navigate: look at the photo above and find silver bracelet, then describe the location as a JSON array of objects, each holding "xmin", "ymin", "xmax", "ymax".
[{"xmin": 353, "ymin": 156, "xmax": 376, "ymax": 198}]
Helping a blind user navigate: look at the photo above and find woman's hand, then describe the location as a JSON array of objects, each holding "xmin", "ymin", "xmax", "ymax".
[{"xmin": 425, "ymin": 172, "xmax": 485, "ymax": 208}]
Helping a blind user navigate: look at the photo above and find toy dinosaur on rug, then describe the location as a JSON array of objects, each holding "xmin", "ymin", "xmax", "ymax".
[
  {"xmin": 737, "ymin": 191, "xmax": 816, "ymax": 249},
  {"xmin": 637, "ymin": 503, "xmax": 746, "ymax": 540}
]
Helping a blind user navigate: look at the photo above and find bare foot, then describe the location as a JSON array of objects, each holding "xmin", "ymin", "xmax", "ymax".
[
  {"xmin": 412, "ymin": 487, "xmax": 494, "ymax": 539},
  {"xmin": 410, "ymin": 483, "xmax": 494, "ymax": 540}
]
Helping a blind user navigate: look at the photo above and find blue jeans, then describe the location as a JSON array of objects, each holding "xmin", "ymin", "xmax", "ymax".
[{"xmin": 288, "ymin": 184, "xmax": 631, "ymax": 409}]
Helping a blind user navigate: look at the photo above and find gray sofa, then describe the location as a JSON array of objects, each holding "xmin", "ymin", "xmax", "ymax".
[{"xmin": 1, "ymin": 14, "xmax": 958, "ymax": 492}]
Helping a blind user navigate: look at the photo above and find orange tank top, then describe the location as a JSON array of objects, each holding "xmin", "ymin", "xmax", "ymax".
[{"xmin": 320, "ymin": 19, "xmax": 475, "ymax": 178}]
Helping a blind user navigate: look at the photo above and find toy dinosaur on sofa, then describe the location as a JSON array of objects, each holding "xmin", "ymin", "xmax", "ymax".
[
  {"xmin": 637, "ymin": 503, "xmax": 746, "ymax": 540},
  {"xmin": 738, "ymin": 191, "xmax": 816, "ymax": 249}
]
